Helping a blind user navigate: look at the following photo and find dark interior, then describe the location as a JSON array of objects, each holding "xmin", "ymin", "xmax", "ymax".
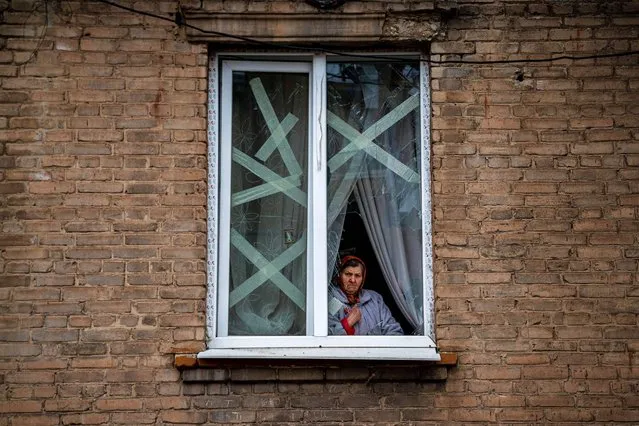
[{"xmin": 337, "ymin": 196, "xmax": 414, "ymax": 335}]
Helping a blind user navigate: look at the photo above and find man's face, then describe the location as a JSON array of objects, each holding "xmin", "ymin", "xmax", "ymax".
[{"xmin": 339, "ymin": 265, "xmax": 364, "ymax": 297}]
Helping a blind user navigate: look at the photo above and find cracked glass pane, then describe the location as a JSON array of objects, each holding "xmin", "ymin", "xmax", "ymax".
[
  {"xmin": 326, "ymin": 62, "xmax": 425, "ymax": 336},
  {"xmin": 226, "ymin": 71, "xmax": 309, "ymax": 336}
]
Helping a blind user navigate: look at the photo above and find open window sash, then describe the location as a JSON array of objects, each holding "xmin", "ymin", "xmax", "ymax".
[{"xmin": 202, "ymin": 54, "xmax": 438, "ymax": 360}]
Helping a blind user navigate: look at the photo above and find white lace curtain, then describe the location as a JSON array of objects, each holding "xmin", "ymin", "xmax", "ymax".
[{"xmin": 227, "ymin": 71, "xmax": 309, "ymax": 335}]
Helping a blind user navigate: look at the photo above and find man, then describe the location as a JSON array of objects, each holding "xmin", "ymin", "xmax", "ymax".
[{"xmin": 328, "ymin": 255, "xmax": 403, "ymax": 335}]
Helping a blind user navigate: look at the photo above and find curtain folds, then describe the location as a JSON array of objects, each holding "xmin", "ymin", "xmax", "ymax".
[
  {"xmin": 228, "ymin": 71, "xmax": 309, "ymax": 335},
  {"xmin": 327, "ymin": 62, "xmax": 424, "ymax": 335}
]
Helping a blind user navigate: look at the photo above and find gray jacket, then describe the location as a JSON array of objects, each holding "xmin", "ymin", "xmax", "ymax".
[{"xmin": 328, "ymin": 286, "xmax": 403, "ymax": 335}]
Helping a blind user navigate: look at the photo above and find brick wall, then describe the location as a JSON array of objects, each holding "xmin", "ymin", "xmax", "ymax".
[{"xmin": 0, "ymin": 0, "xmax": 637, "ymax": 424}]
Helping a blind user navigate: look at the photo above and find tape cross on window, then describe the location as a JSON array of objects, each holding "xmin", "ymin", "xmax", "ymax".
[
  {"xmin": 327, "ymin": 93, "xmax": 420, "ymax": 184},
  {"xmin": 230, "ymin": 76, "xmax": 307, "ymax": 310},
  {"xmin": 229, "ymin": 229, "xmax": 306, "ymax": 310}
]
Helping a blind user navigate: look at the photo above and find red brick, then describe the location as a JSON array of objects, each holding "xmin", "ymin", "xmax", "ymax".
[
  {"xmin": 434, "ymin": 395, "xmax": 480, "ymax": 407},
  {"xmin": 44, "ymin": 398, "xmax": 92, "ymax": 412},
  {"xmin": 528, "ymin": 395, "xmax": 574, "ymax": 407},
  {"xmin": 498, "ymin": 408, "xmax": 544, "ymax": 422},
  {"xmin": 31, "ymin": 329, "xmax": 78, "ymax": 342},
  {"xmin": 65, "ymin": 248, "xmax": 112, "ymax": 259},
  {"xmin": 522, "ymin": 366, "xmax": 569, "ymax": 379},
  {"xmin": 111, "ymin": 412, "xmax": 157, "ymax": 424},
  {"xmin": 6, "ymin": 371, "xmax": 55, "ymax": 384},
  {"xmin": 94, "ymin": 398, "xmax": 143, "ymax": 411},
  {"xmin": 483, "ymin": 394, "xmax": 526, "ymax": 407},
  {"xmin": 81, "ymin": 328, "xmax": 130, "ymax": 342},
  {"xmin": 7, "ymin": 415, "xmax": 59, "ymax": 426},
  {"xmin": 3, "ymin": 248, "xmax": 49, "ymax": 259},
  {"xmin": 256, "ymin": 409, "xmax": 305, "ymax": 423},
  {"xmin": 0, "ymin": 400, "xmax": 42, "ymax": 413},
  {"xmin": 401, "ymin": 407, "xmax": 449, "ymax": 421}
]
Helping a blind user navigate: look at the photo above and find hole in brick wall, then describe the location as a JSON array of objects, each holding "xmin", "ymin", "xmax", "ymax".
[{"xmin": 514, "ymin": 70, "xmax": 525, "ymax": 82}]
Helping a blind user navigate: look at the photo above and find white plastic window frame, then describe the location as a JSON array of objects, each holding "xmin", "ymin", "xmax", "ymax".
[{"xmin": 201, "ymin": 53, "xmax": 438, "ymax": 361}]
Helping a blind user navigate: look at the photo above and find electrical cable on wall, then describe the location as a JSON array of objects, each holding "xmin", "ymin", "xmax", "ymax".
[{"xmin": 94, "ymin": 0, "xmax": 639, "ymax": 66}]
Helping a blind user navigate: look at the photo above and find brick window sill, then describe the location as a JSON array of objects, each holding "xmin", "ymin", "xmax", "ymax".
[{"xmin": 175, "ymin": 353, "xmax": 457, "ymax": 383}]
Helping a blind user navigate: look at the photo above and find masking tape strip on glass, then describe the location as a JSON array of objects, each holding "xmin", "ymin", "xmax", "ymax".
[
  {"xmin": 229, "ymin": 229, "xmax": 306, "ymax": 310},
  {"xmin": 330, "ymin": 93, "xmax": 419, "ymax": 163},
  {"xmin": 232, "ymin": 148, "xmax": 307, "ymax": 207},
  {"xmin": 255, "ymin": 113, "xmax": 298, "ymax": 160},
  {"xmin": 248, "ymin": 78, "xmax": 303, "ymax": 176},
  {"xmin": 327, "ymin": 94, "xmax": 419, "ymax": 183},
  {"xmin": 328, "ymin": 111, "xmax": 419, "ymax": 184},
  {"xmin": 327, "ymin": 151, "xmax": 365, "ymax": 226},
  {"xmin": 232, "ymin": 174, "xmax": 302, "ymax": 207}
]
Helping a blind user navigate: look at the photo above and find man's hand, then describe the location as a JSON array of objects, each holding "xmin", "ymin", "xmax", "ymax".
[{"xmin": 346, "ymin": 306, "xmax": 361, "ymax": 327}]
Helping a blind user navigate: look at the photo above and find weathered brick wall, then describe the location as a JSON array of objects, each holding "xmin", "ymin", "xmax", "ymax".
[
  {"xmin": 430, "ymin": 1, "xmax": 639, "ymax": 423},
  {"xmin": 0, "ymin": 0, "xmax": 637, "ymax": 424}
]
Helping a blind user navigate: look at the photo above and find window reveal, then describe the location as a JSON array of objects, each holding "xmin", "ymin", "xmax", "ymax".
[{"xmin": 204, "ymin": 54, "xmax": 437, "ymax": 360}]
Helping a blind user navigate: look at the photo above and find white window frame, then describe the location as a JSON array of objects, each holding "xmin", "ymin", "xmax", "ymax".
[{"xmin": 201, "ymin": 53, "xmax": 438, "ymax": 361}]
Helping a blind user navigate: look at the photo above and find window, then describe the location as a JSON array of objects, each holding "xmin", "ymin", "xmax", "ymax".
[{"xmin": 202, "ymin": 53, "xmax": 437, "ymax": 360}]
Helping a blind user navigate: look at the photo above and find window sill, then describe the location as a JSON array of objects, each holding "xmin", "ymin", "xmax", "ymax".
[
  {"xmin": 175, "ymin": 352, "xmax": 457, "ymax": 383},
  {"xmin": 198, "ymin": 345, "xmax": 440, "ymax": 361}
]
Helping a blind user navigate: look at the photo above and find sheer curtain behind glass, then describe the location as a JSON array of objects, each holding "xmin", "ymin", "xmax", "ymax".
[
  {"xmin": 326, "ymin": 62, "xmax": 425, "ymax": 334},
  {"xmin": 227, "ymin": 71, "xmax": 309, "ymax": 335}
]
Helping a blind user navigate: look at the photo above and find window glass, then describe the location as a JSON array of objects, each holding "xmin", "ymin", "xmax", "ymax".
[
  {"xmin": 326, "ymin": 62, "xmax": 425, "ymax": 336},
  {"xmin": 226, "ymin": 71, "xmax": 309, "ymax": 335}
]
